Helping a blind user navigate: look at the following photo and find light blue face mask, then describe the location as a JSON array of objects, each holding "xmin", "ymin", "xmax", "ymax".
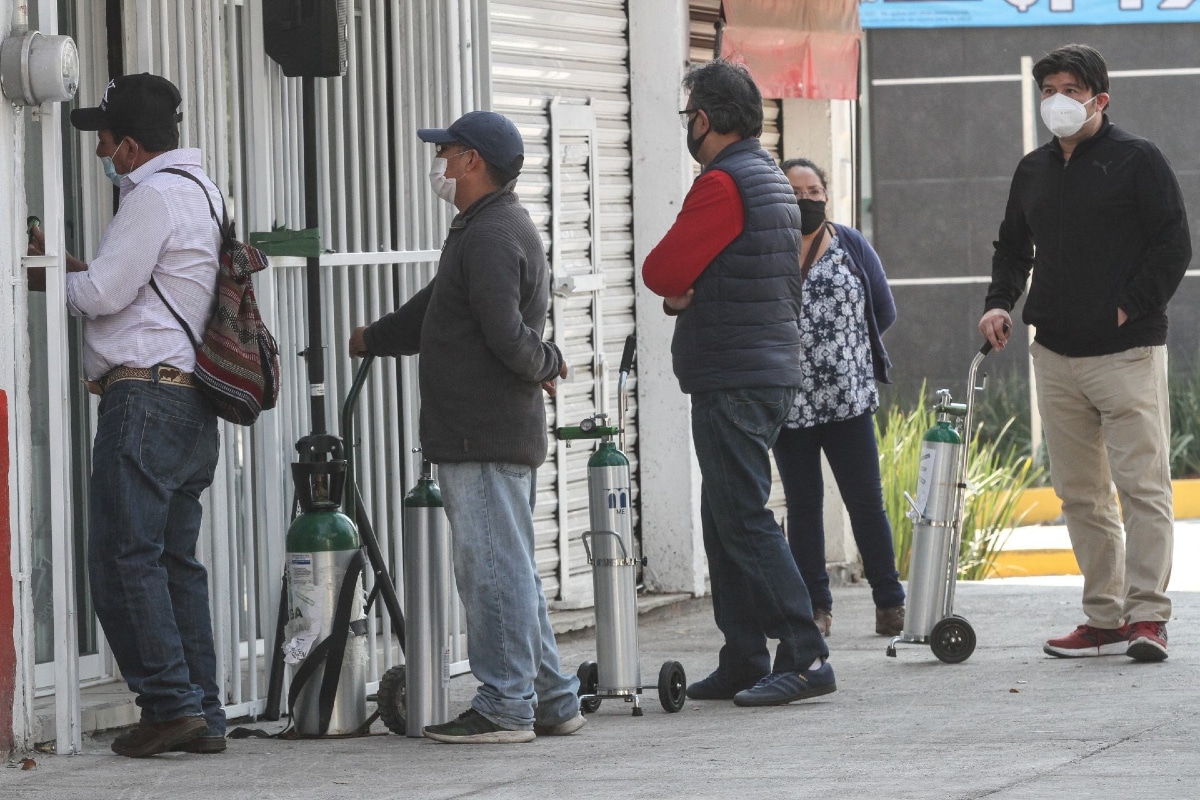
[{"xmin": 102, "ymin": 140, "xmax": 125, "ymax": 187}]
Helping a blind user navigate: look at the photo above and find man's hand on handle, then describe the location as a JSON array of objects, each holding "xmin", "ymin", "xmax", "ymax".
[
  {"xmin": 348, "ymin": 326, "xmax": 369, "ymax": 359},
  {"xmin": 978, "ymin": 308, "xmax": 1013, "ymax": 352}
]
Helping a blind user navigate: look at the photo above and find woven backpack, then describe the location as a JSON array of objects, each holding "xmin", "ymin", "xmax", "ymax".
[{"xmin": 150, "ymin": 168, "xmax": 281, "ymax": 425}]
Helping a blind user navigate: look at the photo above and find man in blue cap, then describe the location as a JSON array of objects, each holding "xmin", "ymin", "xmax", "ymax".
[{"xmin": 348, "ymin": 110, "xmax": 583, "ymax": 743}]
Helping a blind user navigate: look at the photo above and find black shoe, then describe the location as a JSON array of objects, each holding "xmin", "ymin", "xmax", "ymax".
[
  {"xmin": 733, "ymin": 662, "xmax": 837, "ymax": 707},
  {"xmin": 170, "ymin": 734, "xmax": 227, "ymax": 753},
  {"xmin": 423, "ymin": 709, "xmax": 535, "ymax": 744},
  {"xmin": 111, "ymin": 715, "xmax": 206, "ymax": 758},
  {"xmin": 685, "ymin": 670, "xmax": 762, "ymax": 701}
]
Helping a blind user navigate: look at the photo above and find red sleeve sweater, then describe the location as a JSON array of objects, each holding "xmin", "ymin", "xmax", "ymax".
[{"xmin": 642, "ymin": 169, "xmax": 744, "ymax": 297}]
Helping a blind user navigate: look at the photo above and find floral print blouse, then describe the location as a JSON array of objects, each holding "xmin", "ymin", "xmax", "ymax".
[{"xmin": 784, "ymin": 229, "xmax": 878, "ymax": 429}]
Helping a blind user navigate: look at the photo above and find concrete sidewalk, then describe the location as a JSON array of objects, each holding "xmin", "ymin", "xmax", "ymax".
[{"xmin": 4, "ymin": 579, "xmax": 1198, "ymax": 800}]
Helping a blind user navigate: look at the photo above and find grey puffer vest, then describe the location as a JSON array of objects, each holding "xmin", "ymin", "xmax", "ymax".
[{"xmin": 671, "ymin": 139, "xmax": 804, "ymax": 394}]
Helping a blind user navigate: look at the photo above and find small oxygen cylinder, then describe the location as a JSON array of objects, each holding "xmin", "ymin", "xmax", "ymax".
[
  {"xmin": 587, "ymin": 439, "xmax": 641, "ymax": 695},
  {"xmin": 283, "ymin": 438, "xmax": 368, "ymax": 736},
  {"xmin": 402, "ymin": 460, "xmax": 452, "ymax": 737},
  {"xmin": 906, "ymin": 395, "xmax": 964, "ymax": 638}
]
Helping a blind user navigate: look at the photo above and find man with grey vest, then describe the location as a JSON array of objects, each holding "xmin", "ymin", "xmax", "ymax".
[
  {"xmin": 642, "ymin": 60, "xmax": 835, "ymax": 706},
  {"xmin": 349, "ymin": 111, "xmax": 584, "ymax": 743}
]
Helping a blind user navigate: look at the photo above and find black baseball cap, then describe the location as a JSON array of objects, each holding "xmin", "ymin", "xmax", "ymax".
[
  {"xmin": 70, "ymin": 73, "xmax": 183, "ymax": 135},
  {"xmin": 418, "ymin": 111, "xmax": 524, "ymax": 179}
]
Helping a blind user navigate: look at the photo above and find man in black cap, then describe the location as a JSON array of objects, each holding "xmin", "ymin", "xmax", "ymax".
[
  {"xmin": 348, "ymin": 110, "xmax": 583, "ymax": 744},
  {"xmin": 32, "ymin": 73, "xmax": 228, "ymax": 756}
]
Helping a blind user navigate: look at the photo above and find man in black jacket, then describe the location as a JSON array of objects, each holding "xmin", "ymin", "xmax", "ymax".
[
  {"xmin": 349, "ymin": 111, "xmax": 581, "ymax": 743},
  {"xmin": 979, "ymin": 44, "xmax": 1190, "ymax": 663}
]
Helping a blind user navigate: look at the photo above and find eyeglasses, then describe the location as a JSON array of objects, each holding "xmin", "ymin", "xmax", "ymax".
[
  {"xmin": 793, "ymin": 187, "xmax": 826, "ymax": 200},
  {"xmin": 435, "ymin": 144, "xmax": 475, "ymax": 159},
  {"xmin": 678, "ymin": 108, "xmax": 700, "ymax": 130}
]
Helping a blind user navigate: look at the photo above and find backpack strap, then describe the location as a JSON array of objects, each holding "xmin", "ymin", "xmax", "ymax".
[
  {"xmin": 159, "ymin": 166, "xmax": 231, "ymax": 242},
  {"xmin": 149, "ymin": 277, "xmax": 202, "ymax": 349},
  {"xmin": 149, "ymin": 167, "xmax": 229, "ymax": 348}
]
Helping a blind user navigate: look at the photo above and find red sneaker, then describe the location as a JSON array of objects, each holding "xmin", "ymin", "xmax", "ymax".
[
  {"xmin": 1126, "ymin": 621, "xmax": 1168, "ymax": 662},
  {"xmin": 1043, "ymin": 623, "xmax": 1130, "ymax": 658}
]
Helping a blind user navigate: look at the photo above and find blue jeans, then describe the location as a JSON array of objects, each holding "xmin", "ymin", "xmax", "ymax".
[
  {"xmin": 88, "ymin": 378, "xmax": 224, "ymax": 734},
  {"xmin": 773, "ymin": 412, "xmax": 905, "ymax": 611},
  {"xmin": 437, "ymin": 462, "xmax": 579, "ymax": 730},
  {"xmin": 691, "ymin": 387, "xmax": 828, "ymax": 683}
]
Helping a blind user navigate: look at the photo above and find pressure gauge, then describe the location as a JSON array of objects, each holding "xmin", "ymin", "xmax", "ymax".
[
  {"xmin": 1, "ymin": 30, "xmax": 80, "ymax": 106},
  {"xmin": 580, "ymin": 418, "xmax": 596, "ymax": 433}
]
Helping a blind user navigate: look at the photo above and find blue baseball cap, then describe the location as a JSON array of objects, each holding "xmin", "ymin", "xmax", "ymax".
[{"xmin": 418, "ymin": 111, "xmax": 524, "ymax": 179}]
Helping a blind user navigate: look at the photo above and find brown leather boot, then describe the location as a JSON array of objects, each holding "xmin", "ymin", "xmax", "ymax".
[{"xmin": 876, "ymin": 605, "xmax": 905, "ymax": 636}]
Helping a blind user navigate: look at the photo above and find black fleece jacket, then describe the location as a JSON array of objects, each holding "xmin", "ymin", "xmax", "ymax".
[
  {"xmin": 985, "ymin": 117, "xmax": 1191, "ymax": 357},
  {"xmin": 363, "ymin": 187, "xmax": 562, "ymax": 467}
]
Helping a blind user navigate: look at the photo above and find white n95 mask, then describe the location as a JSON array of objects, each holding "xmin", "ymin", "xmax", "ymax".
[{"xmin": 1040, "ymin": 93, "xmax": 1097, "ymax": 138}]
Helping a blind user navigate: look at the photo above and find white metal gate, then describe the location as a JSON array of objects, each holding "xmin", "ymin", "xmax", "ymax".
[{"xmin": 33, "ymin": 0, "xmax": 489, "ymax": 753}]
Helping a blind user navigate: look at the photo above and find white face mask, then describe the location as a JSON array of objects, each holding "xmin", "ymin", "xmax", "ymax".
[
  {"xmin": 1040, "ymin": 93, "xmax": 1098, "ymax": 139},
  {"xmin": 428, "ymin": 157, "xmax": 457, "ymax": 206}
]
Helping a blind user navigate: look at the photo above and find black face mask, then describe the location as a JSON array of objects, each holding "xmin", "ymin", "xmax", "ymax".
[
  {"xmin": 797, "ymin": 198, "xmax": 827, "ymax": 235},
  {"xmin": 686, "ymin": 114, "xmax": 709, "ymax": 162}
]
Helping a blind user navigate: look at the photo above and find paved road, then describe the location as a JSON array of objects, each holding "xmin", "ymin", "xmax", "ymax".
[{"xmin": 4, "ymin": 579, "xmax": 1197, "ymax": 799}]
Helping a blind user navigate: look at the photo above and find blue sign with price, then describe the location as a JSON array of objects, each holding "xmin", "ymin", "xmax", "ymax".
[{"xmin": 860, "ymin": 0, "xmax": 1200, "ymax": 28}]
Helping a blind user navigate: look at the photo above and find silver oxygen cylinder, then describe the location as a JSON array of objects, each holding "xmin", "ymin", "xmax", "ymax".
[
  {"xmin": 905, "ymin": 413, "xmax": 964, "ymax": 639},
  {"xmin": 402, "ymin": 461, "xmax": 452, "ymax": 737},
  {"xmin": 587, "ymin": 443, "xmax": 641, "ymax": 693},
  {"xmin": 283, "ymin": 538, "xmax": 369, "ymax": 736}
]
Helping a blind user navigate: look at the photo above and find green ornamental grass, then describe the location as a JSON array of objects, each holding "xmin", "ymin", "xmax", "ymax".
[{"xmin": 876, "ymin": 384, "xmax": 1044, "ymax": 581}]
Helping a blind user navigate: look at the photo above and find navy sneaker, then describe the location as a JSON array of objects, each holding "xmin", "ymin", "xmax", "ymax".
[
  {"xmin": 685, "ymin": 670, "xmax": 763, "ymax": 701},
  {"xmin": 732, "ymin": 662, "xmax": 837, "ymax": 707}
]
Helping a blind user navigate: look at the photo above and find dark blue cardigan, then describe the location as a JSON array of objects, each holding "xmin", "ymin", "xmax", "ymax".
[{"xmin": 829, "ymin": 222, "xmax": 895, "ymax": 384}]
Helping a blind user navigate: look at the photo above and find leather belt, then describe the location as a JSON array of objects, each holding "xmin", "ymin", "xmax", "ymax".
[{"xmin": 87, "ymin": 365, "xmax": 198, "ymax": 396}]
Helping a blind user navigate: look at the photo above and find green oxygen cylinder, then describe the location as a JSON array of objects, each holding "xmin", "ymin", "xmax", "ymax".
[
  {"xmin": 283, "ymin": 437, "xmax": 367, "ymax": 736},
  {"xmin": 907, "ymin": 393, "xmax": 965, "ymax": 638}
]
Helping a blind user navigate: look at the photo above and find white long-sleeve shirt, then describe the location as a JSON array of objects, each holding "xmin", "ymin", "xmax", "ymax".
[{"xmin": 67, "ymin": 147, "xmax": 222, "ymax": 380}]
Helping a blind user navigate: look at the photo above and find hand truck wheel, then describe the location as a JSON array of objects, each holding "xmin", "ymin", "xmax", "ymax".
[
  {"xmin": 930, "ymin": 616, "xmax": 976, "ymax": 664},
  {"xmin": 657, "ymin": 660, "xmax": 686, "ymax": 713},
  {"xmin": 377, "ymin": 665, "xmax": 407, "ymax": 734},
  {"xmin": 577, "ymin": 661, "xmax": 601, "ymax": 713}
]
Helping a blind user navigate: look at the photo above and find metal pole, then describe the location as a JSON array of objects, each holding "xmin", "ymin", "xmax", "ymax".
[{"xmin": 303, "ymin": 75, "xmax": 326, "ymax": 435}]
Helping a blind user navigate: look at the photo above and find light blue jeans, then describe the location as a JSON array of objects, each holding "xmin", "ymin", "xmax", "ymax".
[{"xmin": 437, "ymin": 462, "xmax": 580, "ymax": 730}]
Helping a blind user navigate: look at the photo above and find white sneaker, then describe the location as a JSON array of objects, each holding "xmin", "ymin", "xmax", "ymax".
[{"xmin": 533, "ymin": 712, "xmax": 587, "ymax": 736}]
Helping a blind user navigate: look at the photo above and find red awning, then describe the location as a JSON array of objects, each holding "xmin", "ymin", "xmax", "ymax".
[{"xmin": 719, "ymin": 0, "xmax": 861, "ymax": 100}]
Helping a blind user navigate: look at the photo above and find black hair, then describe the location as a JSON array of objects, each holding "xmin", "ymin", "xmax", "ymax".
[
  {"xmin": 681, "ymin": 59, "xmax": 763, "ymax": 139},
  {"xmin": 1033, "ymin": 44, "xmax": 1110, "ymax": 98},
  {"xmin": 113, "ymin": 125, "xmax": 180, "ymax": 153},
  {"xmin": 483, "ymin": 160, "xmax": 517, "ymax": 188},
  {"xmin": 780, "ymin": 158, "xmax": 828, "ymax": 190}
]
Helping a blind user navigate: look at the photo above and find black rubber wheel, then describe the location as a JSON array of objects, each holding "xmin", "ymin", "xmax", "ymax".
[
  {"xmin": 577, "ymin": 661, "xmax": 601, "ymax": 714},
  {"xmin": 377, "ymin": 665, "xmax": 407, "ymax": 734},
  {"xmin": 658, "ymin": 660, "xmax": 686, "ymax": 713},
  {"xmin": 930, "ymin": 617, "xmax": 976, "ymax": 664}
]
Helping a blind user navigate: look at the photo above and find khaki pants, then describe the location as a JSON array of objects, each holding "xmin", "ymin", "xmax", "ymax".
[{"xmin": 1031, "ymin": 341, "xmax": 1173, "ymax": 626}]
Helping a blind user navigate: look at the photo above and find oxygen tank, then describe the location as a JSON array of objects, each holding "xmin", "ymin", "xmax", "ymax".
[
  {"xmin": 283, "ymin": 441, "xmax": 368, "ymax": 736},
  {"xmin": 906, "ymin": 393, "xmax": 964, "ymax": 638}
]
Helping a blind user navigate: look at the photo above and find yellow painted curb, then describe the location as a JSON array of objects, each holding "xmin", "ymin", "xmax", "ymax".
[
  {"xmin": 1011, "ymin": 486, "xmax": 1061, "ymax": 525},
  {"xmin": 1009, "ymin": 478, "xmax": 1200, "ymax": 526},
  {"xmin": 988, "ymin": 549, "xmax": 1080, "ymax": 579}
]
